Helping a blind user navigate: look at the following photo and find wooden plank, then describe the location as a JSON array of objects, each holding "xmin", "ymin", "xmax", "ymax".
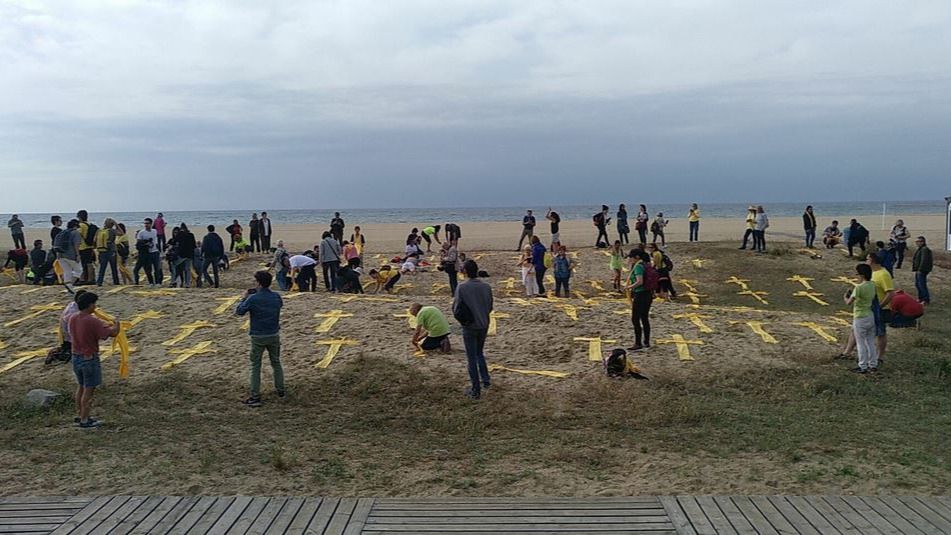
[
  {"xmin": 0, "ymin": 510, "xmax": 79, "ymax": 519},
  {"xmin": 896, "ymin": 498, "xmax": 951, "ymax": 533},
  {"xmin": 373, "ymin": 503, "xmax": 664, "ymax": 511},
  {"xmin": 917, "ymin": 498, "xmax": 951, "ymax": 523},
  {"xmin": 841, "ymin": 497, "xmax": 909, "ymax": 535},
  {"xmin": 343, "ymin": 498, "xmax": 375, "ymax": 535},
  {"xmin": 797, "ymin": 496, "xmax": 861, "ymax": 535},
  {"xmin": 285, "ymin": 497, "xmax": 325, "ymax": 535},
  {"xmin": 363, "ymin": 532, "xmax": 671, "ymax": 535},
  {"xmin": 85, "ymin": 496, "xmax": 149, "ymax": 535},
  {"xmin": 157, "ymin": 496, "xmax": 215, "ymax": 535},
  {"xmin": 378, "ymin": 497, "xmax": 658, "ymax": 504},
  {"xmin": 367, "ymin": 516, "xmax": 672, "ymax": 524},
  {"xmin": 657, "ymin": 497, "xmax": 696, "ymax": 535},
  {"xmin": 694, "ymin": 496, "xmax": 737, "ymax": 534},
  {"xmin": 874, "ymin": 497, "xmax": 942, "ymax": 535},
  {"xmin": 246, "ymin": 497, "xmax": 288, "ymax": 535},
  {"xmin": 323, "ymin": 497, "xmax": 357, "ymax": 535},
  {"xmin": 360, "ymin": 523, "xmax": 675, "ymax": 531},
  {"xmin": 50, "ymin": 496, "xmax": 119, "ymax": 535},
  {"xmin": 225, "ymin": 497, "xmax": 270, "ymax": 534},
  {"xmin": 370, "ymin": 509, "xmax": 668, "ymax": 517},
  {"xmin": 730, "ymin": 496, "xmax": 779, "ymax": 535},
  {"xmin": 671, "ymin": 496, "xmax": 715, "ymax": 535},
  {"xmin": 262, "ymin": 497, "xmax": 304, "ymax": 535},
  {"xmin": 184, "ymin": 497, "xmax": 236, "ymax": 535},
  {"xmin": 205, "ymin": 496, "xmax": 253, "ymax": 533},
  {"xmin": 822, "ymin": 496, "xmax": 883, "ymax": 535},
  {"xmin": 299, "ymin": 498, "xmax": 339, "ymax": 534},
  {"xmin": 0, "ymin": 504, "xmax": 88, "ymax": 513},
  {"xmin": 107, "ymin": 496, "xmax": 165, "ymax": 535},
  {"xmin": 761, "ymin": 496, "xmax": 822, "ymax": 535},
  {"xmin": 147, "ymin": 496, "xmax": 201, "ymax": 533},
  {"xmin": 0, "ymin": 524, "xmax": 63, "ymax": 533},
  {"xmin": 0, "ymin": 498, "xmax": 91, "ymax": 505},
  {"xmin": 745, "ymin": 496, "xmax": 801, "ymax": 535},
  {"xmin": 0, "ymin": 515, "xmax": 75, "ymax": 524},
  {"xmin": 859, "ymin": 497, "xmax": 927, "ymax": 535},
  {"xmin": 712, "ymin": 496, "xmax": 757, "ymax": 534},
  {"xmin": 125, "ymin": 496, "xmax": 182, "ymax": 535}
]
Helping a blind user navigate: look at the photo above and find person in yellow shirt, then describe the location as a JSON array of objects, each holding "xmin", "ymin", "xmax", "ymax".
[
  {"xmin": 739, "ymin": 206, "xmax": 756, "ymax": 249},
  {"xmin": 76, "ymin": 209, "xmax": 96, "ymax": 283},
  {"xmin": 368, "ymin": 265, "xmax": 401, "ymax": 293},
  {"xmin": 688, "ymin": 203, "xmax": 700, "ymax": 242},
  {"xmin": 837, "ymin": 253, "xmax": 896, "ymax": 362}
]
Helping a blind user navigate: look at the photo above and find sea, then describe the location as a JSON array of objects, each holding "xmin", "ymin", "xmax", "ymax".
[{"xmin": 5, "ymin": 200, "xmax": 945, "ymax": 229}]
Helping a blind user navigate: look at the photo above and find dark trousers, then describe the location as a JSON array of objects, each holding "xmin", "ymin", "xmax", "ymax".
[
  {"xmin": 894, "ymin": 242, "xmax": 907, "ymax": 268},
  {"xmin": 740, "ymin": 228, "xmax": 754, "ymax": 248},
  {"xmin": 555, "ymin": 276, "xmax": 570, "ymax": 296},
  {"xmin": 96, "ymin": 251, "xmax": 119, "ymax": 286},
  {"xmin": 847, "ymin": 238, "xmax": 866, "ymax": 257},
  {"xmin": 12, "ymin": 233, "xmax": 25, "ymax": 249},
  {"xmin": 446, "ymin": 266, "xmax": 458, "ymax": 296},
  {"xmin": 517, "ymin": 228, "xmax": 533, "ymax": 250},
  {"xmin": 249, "ymin": 233, "xmax": 261, "ymax": 253},
  {"xmin": 297, "ymin": 265, "xmax": 317, "ymax": 292},
  {"xmin": 753, "ymin": 230, "xmax": 766, "ymax": 252},
  {"xmin": 618, "ymin": 230, "xmax": 629, "ymax": 245},
  {"xmin": 201, "ymin": 256, "xmax": 221, "ymax": 288},
  {"xmin": 631, "ymin": 290, "xmax": 652, "ymax": 345},
  {"xmin": 322, "ymin": 261, "xmax": 339, "ymax": 291},
  {"xmin": 262, "ymin": 234, "xmax": 271, "ymax": 252},
  {"xmin": 805, "ymin": 228, "xmax": 816, "ymax": 248},
  {"xmin": 150, "ymin": 251, "xmax": 163, "ymax": 284},
  {"xmin": 534, "ymin": 266, "xmax": 547, "ymax": 295},
  {"xmin": 420, "ymin": 333, "xmax": 449, "ymax": 350},
  {"xmin": 133, "ymin": 253, "xmax": 153, "ymax": 284},
  {"xmin": 157, "ymin": 233, "xmax": 166, "ymax": 252},
  {"xmin": 462, "ymin": 328, "xmax": 491, "ymax": 395},
  {"xmin": 384, "ymin": 272, "xmax": 401, "ymax": 291},
  {"xmin": 915, "ymin": 272, "xmax": 930, "ymax": 303},
  {"xmin": 595, "ymin": 225, "xmax": 609, "ymax": 246},
  {"xmin": 689, "ymin": 221, "xmax": 699, "ymax": 241},
  {"xmin": 637, "ymin": 227, "xmax": 647, "ymax": 244}
]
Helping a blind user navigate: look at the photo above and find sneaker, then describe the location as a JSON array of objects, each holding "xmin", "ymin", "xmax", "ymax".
[
  {"xmin": 869, "ymin": 367, "xmax": 878, "ymax": 373},
  {"xmin": 643, "ymin": 342, "xmax": 651, "ymax": 349},
  {"xmin": 74, "ymin": 417, "xmax": 98, "ymax": 424},
  {"xmin": 78, "ymin": 419, "xmax": 102, "ymax": 429},
  {"xmin": 276, "ymin": 390, "xmax": 286, "ymax": 399},
  {"xmin": 440, "ymin": 338, "xmax": 452, "ymax": 353},
  {"xmin": 242, "ymin": 397, "xmax": 262, "ymax": 408},
  {"xmin": 627, "ymin": 344, "xmax": 644, "ymax": 352},
  {"xmin": 482, "ymin": 382, "xmax": 491, "ymax": 390},
  {"xmin": 464, "ymin": 387, "xmax": 481, "ymax": 400},
  {"xmin": 849, "ymin": 367, "xmax": 867, "ymax": 374}
]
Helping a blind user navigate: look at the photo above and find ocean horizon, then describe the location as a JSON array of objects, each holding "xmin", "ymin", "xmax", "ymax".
[{"xmin": 4, "ymin": 200, "xmax": 945, "ymax": 229}]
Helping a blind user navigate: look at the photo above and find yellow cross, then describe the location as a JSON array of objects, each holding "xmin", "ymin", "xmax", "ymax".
[
  {"xmin": 509, "ymin": 298, "xmax": 535, "ymax": 306},
  {"xmin": 431, "ymin": 282, "xmax": 450, "ymax": 295},
  {"xmin": 567, "ymin": 251, "xmax": 579, "ymax": 259},
  {"xmin": 828, "ymin": 316, "xmax": 852, "ymax": 327},
  {"xmin": 724, "ymin": 276, "xmax": 750, "ymax": 290},
  {"xmin": 130, "ymin": 289, "xmax": 180, "ymax": 297},
  {"xmin": 314, "ymin": 338, "xmax": 360, "ymax": 368},
  {"xmin": 488, "ymin": 364, "xmax": 569, "ymax": 379},
  {"xmin": 393, "ymin": 310, "xmax": 417, "ymax": 329},
  {"xmin": 793, "ymin": 291, "xmax": 829, "ymax": 306},
  {"xmin": 672, "ymin": 313, "xmax": 715, "ymax": 333},
  {"xmin": 314, "ymin": 309, "xmax": 354, "ymax": 333},
  {"xmin": 688, "ymin": 304, "xmax": 762, "ymax": 313},
  {"xmin": 786, "ymin": 275, "xmax": 816, "ymax": 290},
  {"xmin": 501, "ymin": 277, "xmax": 517, "ymax": 290},
  {"xmin": 488, "ymin": 311, "xmax": 510, "ymax": 336},
  {"xmin": 21, "ymin": 287, "xmax": 43, "ymax": 294},
  {"xmin": 683, "ymin": 291, "xmax": 708, "ymax": 305},
  {"xmin": 581, "ymin": 297, "xmax": 602, "ymax": 306},
  {"xmin": 241, "ymin": 318, "xmax": 250, "ymax": 330},
  {"xmin": 212, "ymin": 296, "xmax": 243, "ymax": 315},
  {"xmin": 0, "ymin": 348, "xmax": 52, "ymax": 375},
  {"xmin": 162, "ymin": 320, "xmax": 216, "ymax": 346},
  {"xmin": 162, "ymin": 341, "xmax": 217, "ymax": 370},
  {"xmin": 545, "ymin": 274, "xmax": 555, "ymax": 286},
  {"xmin": 283, "ymin": 292, "xmax": 308, "ymax": 299},
  {"xmin": 391, "ymin": 283, "xmax": 414, "ymax": 295},
  {"xmin": 794, "ymin": 322, "xmax": 838, "ymax": 343},
  {"xmin": 830, "ymin": 276, "xmax": 859, "ymax": 287},
  {"xmin": 4, "ymin": 303, "xmax": 62, "ymax": 328},
  {"xmin": 556, "ymin": 304, "xmax": 585, "ymax": 321},
  {"xmin": 106, "ymin": 285, "xmax": 130, "ymax": 295},
  {"xmin": 655, "ymin": 334, "xmax": 703, "ymax": 361},
  {"xmin": 691, "ymin": 258, "xmax": 707, "ymax": 269},
  {"xmin": 129, "ymin": 310, "xmax": 164, "ymax": 328},
  {"xmin": 572, "ymin": 290, "xmax": 588, "ymax": 299},
  {"xmin": 587, "ymin": 280, "xmax": 606, "ymax": 292},
  {"xmin": 573, "ymin": 337, "xmax": 616, "ymax": 361},
  {"xmin": 738, "ymin": 290, "xmax": 769, "ymax": 305},
  {"xmin": 678, "ymin": 279, "xmax": 700, "ymax": 293},
  {"xmin": 330, "ymin": 295, "xmax": 397, "ymax": 303},
  {"xmin": 730, "ymin": 320, "xmax": 778, "ymax": 344}
]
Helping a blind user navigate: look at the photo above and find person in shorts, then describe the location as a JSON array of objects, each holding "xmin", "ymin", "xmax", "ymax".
[{"xmin": 68, "ymin": 291, "xmax": 119, "ymax": 428}]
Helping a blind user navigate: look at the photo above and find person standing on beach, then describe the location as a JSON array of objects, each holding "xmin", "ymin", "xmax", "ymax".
[
  {"xmin": 754, "ymin": 206, "xmax": 769, "ymax": 253},
  {"xmin": 175, "ymin": 223, "xmax": 197, "ymax": 288},
  {"xmin": 319, "ymin": 231, "xmax": 342, "ymax": 292},
  {"xmin": 153, "ymin": 213, "xmax": 167, "ymax": 252},
  {"xmin": 350, "ymin": 226, "xmax": 366, "ymax": 257},
  {"xmin": 94, "ymin": 218, "xmax": 119, "ymax": 287},
  {"xmin": 132, "ymin": 218, "xmax": 157, "ymax": 287},
  {"xmin": 445, "ymin": 223, "xmax": 462, "ymax": 244},
  {"xmin": 651, "ymin": 212, "xmax": 668, "ymax": 246},
  {"xmin": 845, "ymin": 263, "xmax": 878, "ymax": 374},
  {"xmin": 552, "ymin": 246, "xmax": 573, "ymax": 297},
  {"xmin": 739, "ymin": 206, "xmax": 756, "ymax": 249},
  {"xmin": 200, "ymin": 225, "xmax": 225, "ymax": 288},
  {"xmin": 50, "ymin": 215, "xmax": 63, "ymax": 244},
  {"xmin": 889, "ymin": 219, "xmax": 910, "ymax": 269},
  {"xmin": 76, "ymin": 210, "xmax": 96, "ymax": 284},
  {"xmin": 912, "ymin": 236, "xmax": 932, "ymax": 305},
  {"xmin": 868, "ymin": 253, "xmax": 894, "ymax": 363},
  {"xmin": 517, "ymin": 209, "xmax": 536, "ymax": 251},
  {"xmin": 260, "ymin": 212, "xmax": 273, "ymax": 252},
  {"xmin": 248, "ymin": 213, "xmax": 261, "ymax": 253},
  {"xmin": 7, "ymin": 214, "xmax": 25, "ymax": 249},
  {"xmin": 625, "ymin": 250, "xmax": 652, "ymax": 351},
  {"xmin": 803, "ymin": 206, "xmax": 818, "ymax": 248},
  {"xmin": 545, "ymin": 208, "xmax": 560, "ymax": 251},
  {"xmin": 68, "ymin": 291, "xmax": 120, "ymax": 428},
  {"xmin": 635, "ymin": 205, "xmax": 649, "ymax": 245},
  {"xmin": 330, "ymin": 212, "xmax": 345, "ymax": 244},
  {"xmin": 688, "ymin": 203, "xmax": 700, "ymax": 242},
  {"xmin": 519, "ymin": 245, "xmax": 538, "ymax": 297},
  {"xmin": 115, "ymin": 223, "xmax": 132, "ymax": 285},
  {"xmin": 236, "ymin": 270, "xmax": 285, "ymax": 407},
  {"xmin": 609, "ymin": 240, "xmax": 624, "ymax": 291},
  {"xmin": 453, "ymin": 259, "xmax": 493, "ymax": 399},
  {"xmin": 593, "ymin": 205, "xmax": 611, "ymax": 247},
  {"xmin": 225, "ymin": 219, "xmax": 242, "ymax": 252},
  {"xmin": 616, "ymin": 204, "xmax": 630, "ymax": 245},
  {"xmin": 440, "ymin": 240, "xmax": 460, "ymax": 295},
  {"xmin": 531, "ymin": 236, "xmax": 547, "ymax": 297}
]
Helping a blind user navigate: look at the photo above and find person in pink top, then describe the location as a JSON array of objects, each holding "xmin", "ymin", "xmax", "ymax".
[{"xmin": 154, "ymin": 212, "xmax": 167, "ymax": 251}]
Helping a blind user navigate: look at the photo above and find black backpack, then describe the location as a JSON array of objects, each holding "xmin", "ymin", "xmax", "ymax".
[
  {"xmin": 650, "ymin": 221, "xmax": 660, "ymax": 233},
  {"xmin": 604, "ymin": 349, "xmax": 628, "ymax": 377},
  {"xmin": 52, "ymin": 228, "xmax": 72, "ymax": 253},
  {"xmin": 83, "ymin": 223, "xmax": 99, "ymax": 246},
  {"xmin": 662, "ymin": 253, "xmax": 674, "ymax": 271}
]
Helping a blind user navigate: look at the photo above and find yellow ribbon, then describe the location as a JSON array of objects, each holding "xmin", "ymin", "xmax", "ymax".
[
  {"xmin": 738, "ymin": 290, "xmax": 769, "ymax": 305},
  {"xmin": 672, "ymin": 313, "xmax": 715, "ymax": 333},
  {"xmin": 573, "ymin": 337, "xmax": 616, "ymax": 362},
  {"xmin": 106, "ymin": 285, "xmax": 130, "ymax": 295},
  {"xmin": 786, "ymin": 275, "xmax": 816, "ymax": 290},
  {"xmin": 691, "ymin": 258, "xmax": 707, "ymax": 269},
  {"xmin": 655, "ymin": 334, "xmax": 703, "ymax": 361},
  {"xmin": 828, "ymin": 316, "xmax": 852, "ymax": 327},
  {"xmin": 488, "ymin": 364, "xmax": 569, "ymax": 379},
  {"xmin": 488, "ymin": 312, "xmax": 510, "ymax": 336},
  {"xmin": 241, "ymin": 318, "xmax": 250, "ymax": 330},
  {"xmin": 794, "ymin": 322, "xmax": 838, "ymax": 343},
  {"xmin": 730, "ymin": 320, "xmax": 778, "ymax": 344},
  {"xmin": 393, "ymin": 310, "xmax": 418, "ymax": 329},
  {"xmin": 162, "ymin": 320, "xmax": 216, "ymax": 346},
  {"xmin": 162, "ymin": 341, "xmax": 217, "ymax": 370},
  {"xmin": 130, "ymin": 289, "xmax": 180, "ymax": 297},
  {"xmin": 212, "ymin": 296, "xmax": 242, "ymax": 315},
  {"xmin": 724, "ymin": 276, "xmax": 750, "ymax": 290},
  {"xmin": 314, "ymin": 310, "xmax": 354, "ymax": 333},
  {"xmin": 0, "ymin": 348, "xmax": 51, "ymax": 375},
  {"xmin": 678, "ymin": 279, "xmax": 700, "ymax": 293},
  {"xmin": 4, "ymin": 303, "xmax": 62, "ymax": 328},
  {"xmin": 92, "ymin": 308, "xmax": 132, "ymax": 379},
  {"xmin": 129, "ymin": 310, "xmax": 164, "ymax": 327},
  {"xmin": 314, "ymin": 339, "xmax": 359, "ymax": 368},
  {"xmin": 830, "ymin": 276, "xmax": 859, "ymax": 287},
  {"xmin": 793, "ymin": 291, "xmax": 829, "ymax": 306}
]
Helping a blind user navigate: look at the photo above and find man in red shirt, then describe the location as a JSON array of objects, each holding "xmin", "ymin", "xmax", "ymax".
[
  {"xmin": 68, "ymin": 291, "xmax": 119, "ymax": 428},
  {"xmin": 889, "ymin": 290, "xmax": 924, "ymax": 329}
]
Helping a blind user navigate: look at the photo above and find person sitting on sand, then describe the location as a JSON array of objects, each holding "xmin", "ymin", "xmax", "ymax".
[
  {"xmin": 29, "ymin": 239, "xmax": 51, "ymax": 285},
  {"xmin": 368, "ymin": 265, "xmax": 401, "ymax": 293},
  {"xmin": 888, "ymin": 290, "xmax": 924, "ymax": 329},
  {"xmin": 5, "ymin": 247, "xmax": 28, "ymax": 284},
  {"xmin": 552, "ymin": 245, "xmax": 573, "ymax": 297},
  {"xmin": 420, "ymin": 225, "xmax": 442, "ymax": 252},
  {"xmin": 519, "ymin": 245, "xmax": 538, "ymax": 297},
  {"xmin": 409, "ymin": 303, "xmax": 451, "ymax": 353},
  {"xmin": 823, "ymin": 221, "xmax": 843, "ymax": 248}
]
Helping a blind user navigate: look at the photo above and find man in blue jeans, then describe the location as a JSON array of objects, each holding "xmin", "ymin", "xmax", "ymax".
[
  {"xmin": 912, "ymin": 236, "xmax": 933, "ymax": 304},
  {"xmin": 236, "ymin": 271, "xmax": 285, "ymax": 407},
  {"xmin": 452, "ymin": 259, "xmax": 493, "ymax": 399},
  {"xmin": 201, "ymin": 225, "xmax": 225, "ymax": 288}
]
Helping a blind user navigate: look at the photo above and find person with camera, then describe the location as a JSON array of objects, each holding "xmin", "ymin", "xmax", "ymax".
[{"xmin": 236, "ymin": 271, "xmax": 285, "ymax": 408}]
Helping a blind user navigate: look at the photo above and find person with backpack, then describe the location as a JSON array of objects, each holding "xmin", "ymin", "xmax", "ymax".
[
  {"xmin": 552, "ymin": 245, "xmax": 573, "ymax": 297},
  {"xmin": 651, "ymin": 213, "xmax": 668, "ymax": 246},
  {"xmin": 593, "ymin": 205, "xmax": 611, "ymax": 247},
  {"xmin": 609, "ymin": 240, "xmax": 624, "ymax": 291},
  {"xmin": 648, "ymin": 242, "xmax": 677, "ymax": 299},
  {"xmin": 115, "ymin": 223, "xmax": 132, "ymax": 285},
  {"xmin": 201, "ymin": 225, "xmax": 225, "ymax": 288},
  {"xmin": 319, "ymin": 231, "xmax": 342, "ymax": 292},
  {"xmin": 688, "ymin": 203, "xmax": 701, "ymax": 242},
  {"xmin": 625, "ymin": 250, "xmax": 655, "ymax": 351},
  {"xmin": 54, "ymin": 219, "xmax": 83, "ymax": 293},
  {"xmin": 94, "ymin": 218, "xmax": 119, "ymax": 287},
  {"xmin": 133, "ymin": 218, "xmax": 159, "ymax": 286},
  {"xmin": 453, "ymin": 259, "xmax": 494, "ymax": 400},
  {"xmin": 7, "ymin": 214, "xmax": 25, "ymax": 249},
  {"xmin": 531, "ymin": 236, "xmax": 547, "ymax": 297},
  {"xmin": 174, "ymin": 223, "xmax": 197, "ymax": 288},
  {"xmin": 616, "ymin": 204, "xmax": 630, "ymax": 245},
  {"xmin": 76, "ymin": 210, "xmax": 98, "ymax": 284}
]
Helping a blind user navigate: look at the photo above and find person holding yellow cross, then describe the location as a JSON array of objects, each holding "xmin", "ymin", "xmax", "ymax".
[{"xmin": 68, "ymin": 291, "xmax": 120, "ymax": 429}]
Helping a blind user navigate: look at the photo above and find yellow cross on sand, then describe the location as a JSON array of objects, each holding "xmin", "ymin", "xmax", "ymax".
[
  {"xmin": 683, "ymin": 291, "xmax": 708, "ymax": 305},
  {"xmin": 655, "ymin": 334, "xmax": 704, "ymax": 361},
  {"xmin": 129, "ymin": 310, "xmax": 164, "ymax": 327},
  {"xmin": 431, "ymin": 282, "xmax": 450, "ymax": 295},
  {"xmin": 283, "ymin": 292, "xmax": 308, "ymax": 299},
  {"xmin": 573, "ymin": 337, "xmax": 616, "ymax": 361},
  {"xmin": 830, "ymin": 276, "xmax": 859, "ymax": 287},
  {"xmin": 508, "ymin": 298, "xmax": 535, "ymax": 306},
  {"xmin": 798, "ymin": 248, "xmax": 823, "ymax": 259},
  {"xmin": 488, "ymin": 312, "xmax": 510, "ymax": 336},
  {"xmin": 488, "ymin": 364, "xmax": 570, "ymax": 379},
  {"xmin": 130, "ymin": 289, "xmax": 180, "ymax": 297},
  {"xmin": 691, "ymin": 258, "xmax": 708, "ymax": 269},
  {"xmin": 545, "ymin": 274, "xmax": 555, "ymax": 285},
  {"xmin": 730, "ymin": 320, "xmax": 778, "ymax": 344},
  {"xmin": 21, "ymin": 287, "xmax": 43, "ymax": 294},
  {"xmin": 314, "ymin": 338, "xmax": 360, "ymax": 368},
  {"xmin": 793, "ymin": 291, "xmax": 829, "ymax": 306},
  {"xmin": 105, "ymin": 285, "xmax": 130, "ymax": 295},
  {"xmin": 314, "ymin": 310, "xmax": 354, "ymax": 333},
  {"xmin": 581, "ymin": 297, "xmax": 602, "ymax": 307},
  {"xmin": 391, "ymin": 283, "xmax": 414, "ymax": 295},
  {"xmin": 392, "ymin": 310, "xmax": 417, "ymax": 329},
  {"xmin": 4, "ymin": 303, "xmax": 62, "ymax": 328},
  {"xmin": 572, "ymin": 290, "xmax": 588, "ymax": 299},
  {"xmin": 0, "ymin": 270, "xmax": 19, "ymax": 282},
  {"xmin": 794, "ymin": 322, "xmax": 838, "ymax": 343},
  {"xmin": 738, "ymin": 290, "xmax": 769, "ymax": 305},
  {"xmin": 587, "ymin": 280, "xmax": 606, "ymax": 292},
  {"xmin": 501, "ymin": 277, "xmax": 517, "ymax": 290},
  {"xmin": 162, "ymin": 341, "xmax": 217, "ymax": 370},
  {"xmin": 241, "ymin": 318, "xmax": 250, "ymax": 331},
  {"xmin": 672, "ymin": 313, "xmax": 715, "ymax": 333},
  {"xmin": 567, "ymin": 251, "xmax": 579, "ymax": 259},
  {"xmin": 688, "ymin": 304, "xmax": 763, "ymax": 314},
  {"xmin": 786, "ymin": 275, "xmax": 816, "ymax": 290},
  {"xmin": 0, "ymin": 348, "xmax": 52, "ymax": 375},
  {"xmin": 162, "ymin": 320, "xmax": 216, "ymax": 346},
  {"xmin": 556, "ymin": 304, "xmax": 587, "ymax": 321},
  {"xmin": 724, "ymin": 276, "xmax": 750, "ymax": 290},
  {"xmin": 330, "ymin": 295, "xmax": 397, "ymax": 303},
  {"xmin": 212, "ymin": 296, "xmax": 243, "ymax": 315},
  {"xmin": 828, "ymin": 316, "xmax": 852, "ymax": 327},
  {"xmin": 678, "ymin": 279, "xmax": 700, "ymax": 294}
]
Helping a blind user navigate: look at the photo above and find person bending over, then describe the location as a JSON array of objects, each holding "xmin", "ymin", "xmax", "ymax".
[{"xmin": 409, "ymin": 302, "xmax": 451, "ymax": 353}]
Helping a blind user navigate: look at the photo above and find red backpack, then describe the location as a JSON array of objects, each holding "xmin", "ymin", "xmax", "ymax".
[{"xmin": 642, "ymin": 264, "xmax": 660, "ymax": 293}]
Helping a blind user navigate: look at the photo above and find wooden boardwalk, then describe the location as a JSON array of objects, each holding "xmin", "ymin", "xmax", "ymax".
[{"xmin": 2, "ymin": 495, "xmax": 950, "ymax": 534}]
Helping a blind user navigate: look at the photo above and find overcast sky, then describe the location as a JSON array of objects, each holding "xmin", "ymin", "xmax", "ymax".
[{"xmin": 2, "ymin": 0, "xmax": 950, "ymax": 212}]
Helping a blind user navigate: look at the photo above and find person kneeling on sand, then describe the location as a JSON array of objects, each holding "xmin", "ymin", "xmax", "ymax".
[
  {"xmin": 368, "ymin": 265, "xmax": 401, "ymax": 293},
  {"xmin": 409, "ymin": 302, "xmax": 451, "ymax": 353}
]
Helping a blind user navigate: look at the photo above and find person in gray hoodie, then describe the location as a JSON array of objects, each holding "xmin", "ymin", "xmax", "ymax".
[
  {"xmin": 318, "ymin": 231, "xmax": 342, "ymax": 292},
  {"xmin": 54, "ymin": 219, "xmax": 83, "ymax": 292},
  {"xmin": 452, "ymin": 259, "xmax": 493, "ymax": 399}
]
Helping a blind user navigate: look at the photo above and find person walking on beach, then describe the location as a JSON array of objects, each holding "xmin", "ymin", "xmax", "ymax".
[
  {"xmin": 175, "ymin": 223, "xmax": 197, "ymax": 288},
  {"xmin": 553, "ymin": 246, "xmax": 573, "ymax": 297},
  {"xmin": 440, "ymin": 240, "xmax": 460, "ymax": 295},
  {"xmin": 519, "ymin": 245, "xmax": 538, "ymax": 297},
  {"xmin": 330, "ymin": 212, "xmax": 345, "ymax": 244},
  {"xmin": 201, "ymin": 225, "xmax": 225, "ymax": 288},
  {"xmin": 319, "ymin": 231, "xmax": 342, "ymax": 292},
  {"xmin": 545, "ymin": 208, "xmax": 561, "ymax": 251},
  {"xmin": 754, "ymin": 206, "xmax": 769, "ymax": 253},
  {"xmin": 688, "ymin": 203, "xmax": 700, "ymax": 242},
  {"xmin": 531, "ymin": 236, "xmax": 547, "ymax": 297},
  {"xmin": 593, "ymin": 205, "xmax": 611, "ymax": 247},
  {"xmin": 260, "ymin": 212, "xmax": 273, "ymax": 252},
  {"xmin": 739, "ymin": 206, "xmax": 756, "ymax": 249},
  {"xmin": 69, "ymin": 291, "xmax": 120, "ymax": 428},
  {"xmin": 912, "ymin": 236, "xmax": 932, "ymax": 305},
  {"xmin": 453, "ymin": 259, "xmax": 493, "ymax": 400},
  {"xmin": 625, "ymin": 250, "xmax": 652, "ymax": 351},
  {"xmin": 248, "ymin": 213, "xmax": 261, "ymax": 253},
  {"xmin": 847, "ymin": 219, "xmax": 869, "ymax": 257},
  {"xmin": 845, "ymin": 263, "xmax": 878, "ymax": 374},
  {"xmin": 616, "ymin": 204, "xmax": 630, "ymax": 245},
  {"xmin": 409, "ymin": 303, "xmax": 452, "ymax": 354},
  {"xmin": 609, "ymin": 240, "xmax": 624, "ymax": 291},
  {"xmin": 7, "ymin": 214, "xmax": 25, "ymax": 249},
  {"xmin": 651, "ymin": 213, "xmax": 668, "ymax": 246},
  {"xmin": 517, "ymin": 209, "xmax": 536, "ymax": 251},
  {"xmin": 236, "ymin": 270, "xmax": 285, "ymax": 407},
  {"xmin": 803, "ymin": 206, "xmax": 817, "ymax": 248},
  {"xmin": 889, "ymin": 219, "xmax": 910, "ymax": 269},
  {"xmin": 225, "ymin": 219, "xmax": 242, "ymax": 252}
]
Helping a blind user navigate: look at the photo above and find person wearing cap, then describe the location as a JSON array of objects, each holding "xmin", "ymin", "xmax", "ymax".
[
  {"xmin": 912, "ymin": 236, "xmax": 933, "ymax": 305},
  {"xmin": 68, "ymin": 291, "xmax": 120, "ymax": 428},
  {"xmin": 739, "ymin": 206, "xmax": 757, "ymax": 249}
]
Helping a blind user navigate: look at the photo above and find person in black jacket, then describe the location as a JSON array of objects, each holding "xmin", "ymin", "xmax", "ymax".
[
  {"xmin": 802, "ymin": 206, "xmax": 817, "ymax": 248},
  {"xmin": 201, "ymin": 225, "xmax": 225, "ymax": 288},
  {"xmin": 847, "ymin": 219, "xmax": 869, "ymax": 257},
  {"xmin": 174, "ymin": 223, "xmax": 197, "ymax": 288},
  {"xmin": 248, "ymin": 213, "xmax": 262, "ymax": 253}
]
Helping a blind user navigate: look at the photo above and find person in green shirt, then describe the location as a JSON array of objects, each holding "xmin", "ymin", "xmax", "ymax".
[
  {"xmin": 410, "ymin": 303, "xmax": 451, "ymax": 353},
  {"xmin": 421, "ymin": 225, "xmax": 442, "ymax": 252},
  {"xmin": 623, "ymin": 250, "xmax": 652, "ymax": 351},
  {"xmin": 845, "ymin": 263, "xmax": 878, "ymax": 373}
]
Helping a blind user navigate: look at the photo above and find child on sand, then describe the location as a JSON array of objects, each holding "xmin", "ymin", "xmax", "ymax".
[
  {"xmin": 609, "ymin": 240, "xmax": 624, "ymax": 291},
  {"xmin": 553, "ymin": 246, "xmax": 573, "ymax": 297},
  {"xmin": 519, "ymin": 245, "xmax": 538, "ymax": 297}
]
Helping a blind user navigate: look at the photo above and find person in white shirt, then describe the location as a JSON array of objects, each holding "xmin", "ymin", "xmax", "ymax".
[
  {"xmin": 133, "ymin": 218, "xmax": 162, "ymax": 286},
  {"xmin": 288, "ymin": 252, "xmax": 318, "ymax": 292},
  {"xmin": 754, "ymin": 206, "xmax": 770, "ymax": 253},
  {"xmin": 260, "ymin": 212, "xmax": 273, "ymax": 251}
]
